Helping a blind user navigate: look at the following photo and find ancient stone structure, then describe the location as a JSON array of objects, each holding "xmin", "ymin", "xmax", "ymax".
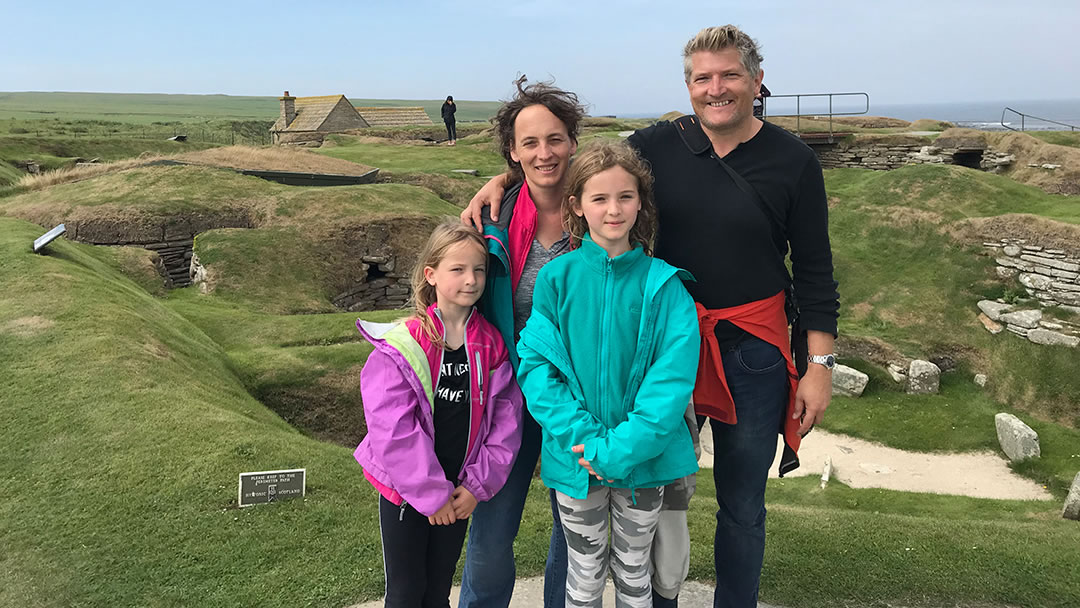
[
  {"xmin": 61, "ymin": 212, "xmax": 254, "ymax": 288},
  {"xmin": 331, "ymin": 253, "xmax": 411, "ymax": 312},
  {"xmin": 814, "ymin": 137, "xmax": 1014, "ymax": 172},
  {"xmin": 985, "ymin": 238, "xmax": 1080, "ymax": 310},
  {"xmin": 270, "ymin": 92, "xmax": 369, "ymax": 146},
  {"xmin": 994, "ymin": 413, "xmax": 1041, "ymax": 462},
  {"xmin": 354, "ymin": 107, "xmax": 435, "ymax": 127}
]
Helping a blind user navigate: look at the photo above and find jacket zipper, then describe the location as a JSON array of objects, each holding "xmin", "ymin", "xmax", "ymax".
[
  {"xmin": 459, "ymin": 309, "xmax": 476, "ymax": 480},
  {"xmin": 399, "ymin": 502, "xmax": 407, "ymax": 521},
  {"xmin": 599, "ymin": 256, "xmax": 614, "ymax": 447}
]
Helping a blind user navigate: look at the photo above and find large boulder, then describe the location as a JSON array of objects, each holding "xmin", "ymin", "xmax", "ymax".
[
  {"xmin": 832, "ymin": 364, "xmax": 870, "ymax": 397},
  {"xmin": 906, "ymin": 360, "xmax": 941, "ymax": 395},
  {"xmin": 1064, "ymin": 473, "xmax": 1080, "ymax": 521},
  {"xmin": 994, "ymin": 413, "xmax": 1041, "ymax": 462}
]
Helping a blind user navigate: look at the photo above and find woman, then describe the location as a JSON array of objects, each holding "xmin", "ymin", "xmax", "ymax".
[
  {"xmin": 457, "ymin": 77, "xmax": 583, "ymax": 608},
  {"xmin": 441, "ymin": 95, "xmax": 457, "ymax": 146}
]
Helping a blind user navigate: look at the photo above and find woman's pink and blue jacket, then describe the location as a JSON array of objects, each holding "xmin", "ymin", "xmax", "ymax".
[{"xmin": 353, "ymin": 304, "xmax": 524, "ymax": 517}]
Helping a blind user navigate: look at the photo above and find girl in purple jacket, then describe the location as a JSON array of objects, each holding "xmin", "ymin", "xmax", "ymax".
[{"xmin": 354, "ymin": 222, "xmax": 524, "ymax": 608}]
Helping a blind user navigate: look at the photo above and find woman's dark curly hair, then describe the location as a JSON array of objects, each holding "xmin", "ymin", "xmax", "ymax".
[{"xmin": 493, "ymin": 75, "xmax": 586, "ymax": 183}]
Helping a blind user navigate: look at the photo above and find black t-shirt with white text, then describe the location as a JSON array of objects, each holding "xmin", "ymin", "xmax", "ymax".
[{"xmin": 433, "ymin": 345, "xmax": 470, "ymax": 483}]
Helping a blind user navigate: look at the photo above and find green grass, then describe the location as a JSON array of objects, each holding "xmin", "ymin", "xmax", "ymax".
[
  {"xmin": 0, "ymin": 159, "xmax": 21, "ymax": 186},
  {"xmin": 0, "ymin": 91, "xmax": 503, "ymax": 125},
  {"xmin": 826, "ymin": 164, "xmax": 1080, "ymax": 423},
  {"xmin": 1029, "ymin": 130, "xmax": 1080, "ymax": 148},
  {"xmin": 319, "ymin": 134, "xmax": 507, "ymax": 175},
  {"xmin": 0, "ymin": 134, "xmax": 220, "ymax": 171}
]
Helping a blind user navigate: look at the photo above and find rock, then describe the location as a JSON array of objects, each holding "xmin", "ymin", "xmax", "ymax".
[
  {"xmin": 832, "ymin": 364, "xmax": 870, "ymax": 397},
  {"xmin": 998, "ymin": 309, "xmax": 1042, "ymax": 329},
  {"xmin": 995, "ymin": 413, "xmax": 1040, "ymax": 462},
  {"xmin": 978, "ymin": 313, "xmax": 1004, "ymax": 334},
  {"xmin": 1006, "ymin": 324, "xmax": 1031, "ymax": 337},
  {"xmin": 977, "ymin": 300, "xmax": 1013, "ymax": 321},
  {"xmin": 887, "ymin": 363, "xmax": 907, "ymax": 383},
  {"xmin": 451, "ymin": 169, "xmax": 480, "ymax": 176},
  {"xmin": 1064, "ymin": 473, "xmax": 1080, "ymax": 521},
  {"xmin": 1040, "ymin": 321, "xmax": 1064, "ymax": 330},
  {"xmin": 1003, "ymin": 244, "xmax": 1022, "ymax": 257},
  {"xmin": 996, "ymin": 267, "xmax": 1019, "ymax": 279},
  {"xmin": 997, "ymin": 257, "xmax": 1034, "ymax": 272},
  {"xmin": 906, "ymin": 360, "xmax": 941, "ymax": 395},
  {"xmin": 1041, "ymin": 163, "xmax": 1061, "ymax": 170},
  {"xmin": 1060, "ymin": 304, "xmax": 1080, "ymax": 315},
  {"xmin": 1019, "ymin": 272, "xmax": 1053, "ymax": 291},
  {"xmin": 1020, "ymin": 255, "xmax": 1080, "ymax": 273},
  {"xmin": 974, "ymin": 373, "xmax": 987, "ymax": 387},
  {"xmin": 1027, "ymin": 328, "xmax": 1080, "ymax": 347}
]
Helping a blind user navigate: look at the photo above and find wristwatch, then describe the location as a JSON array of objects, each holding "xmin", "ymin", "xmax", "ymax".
[{"xmin": 808, "ymin": 354, "xmax": 836, "ymax": 370}]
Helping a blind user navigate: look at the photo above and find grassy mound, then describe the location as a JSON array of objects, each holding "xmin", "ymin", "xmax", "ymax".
[
  {"xmin": 0, "ymin": 217, "xmax": 387, "ymax": 607},
  {"xmin": 827, "ymin": 164, "xmax": 1080, "ymax": 429},
  {"xmin": 0, "ymin": 134, "xmax": 219, "ymax": 173},
  {"xmin": 909, "ymin": 118, "xmax": 954, "ymax": 131}
]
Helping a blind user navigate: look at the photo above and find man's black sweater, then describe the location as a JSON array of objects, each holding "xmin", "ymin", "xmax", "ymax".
[{"xmin": 628, "ymin": 119, "xmax": 839, "ymax": 340}]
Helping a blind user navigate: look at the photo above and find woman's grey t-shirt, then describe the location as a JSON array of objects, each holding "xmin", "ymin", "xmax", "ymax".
[{"xmin": 513, "ymin": 233, "xmax": 571, "ymax": 340}]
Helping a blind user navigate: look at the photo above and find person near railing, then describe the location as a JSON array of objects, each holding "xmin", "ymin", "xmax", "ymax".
[{"xmin": 752, "ymin": 83, "xmax": 770, "ymax": 118}]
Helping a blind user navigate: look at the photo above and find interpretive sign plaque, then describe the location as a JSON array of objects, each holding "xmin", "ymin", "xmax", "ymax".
[
  {"xmin": 33, "ymin": 224, "xmax": 66, "ymax": 253},
  {"xmin": 238, "ymin": 468, "xmax": 306, "ymax": 507}
]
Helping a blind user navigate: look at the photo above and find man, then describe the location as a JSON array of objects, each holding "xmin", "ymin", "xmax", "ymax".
[
  {"xmin": 628, "ymin": 25, "xmax": 838, "ymax": 608},
  {"xmin": 463, "ymin": 25, "xmax": 839, "ymax": 608}
]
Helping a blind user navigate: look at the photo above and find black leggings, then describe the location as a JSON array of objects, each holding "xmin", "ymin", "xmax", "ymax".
[
  {"xmin": 445, "ymin": 120, "xmax": 456, "ymax": 141},
  {"xmin": 379, "ymin": 495, "xmax": 468, "ymax": 608}
]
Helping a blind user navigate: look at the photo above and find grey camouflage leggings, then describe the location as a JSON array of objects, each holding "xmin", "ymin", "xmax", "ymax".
[{"xmin": 555, "ymin": 486, "xmax": 664, "ymax": 608}]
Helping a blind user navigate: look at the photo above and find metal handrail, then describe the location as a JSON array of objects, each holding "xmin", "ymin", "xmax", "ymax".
[
  {"xmin": 763, "ymin": 92, "xmax": 870, "ymax": 137},
  {"xmin": 1000, "ymin": 107, "xmax": 1077, "ymax": 132}
]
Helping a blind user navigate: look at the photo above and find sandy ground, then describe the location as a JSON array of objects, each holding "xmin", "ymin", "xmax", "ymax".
[
  {"xmin": 348, "ymin": 577, "xmax": 779, "ymax": 608},
  {"xmin": 699, "ymin": 424, "xmax": 1053, "ymax": 501}
]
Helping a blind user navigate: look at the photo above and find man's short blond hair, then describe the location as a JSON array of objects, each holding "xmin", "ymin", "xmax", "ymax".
[{"xmin": 682, "ymin": 25, "xmax": 763, "ymax": 82}]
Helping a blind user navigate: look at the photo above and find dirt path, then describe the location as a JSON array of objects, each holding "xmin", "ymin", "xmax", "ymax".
[{"xmin": 699, "ymin": 425, "xmax": 1053, "ymax": 501}]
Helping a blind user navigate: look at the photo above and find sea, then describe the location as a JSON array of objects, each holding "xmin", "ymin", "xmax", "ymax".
[{"xmin": 618, "ymin": 98, "xmax": 1080, "ymax": 131}]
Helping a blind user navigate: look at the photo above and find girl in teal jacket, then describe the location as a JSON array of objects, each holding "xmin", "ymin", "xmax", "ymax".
[{"xmin": 517, "ymin": 140, "xmax": 700, "ymax": 608}]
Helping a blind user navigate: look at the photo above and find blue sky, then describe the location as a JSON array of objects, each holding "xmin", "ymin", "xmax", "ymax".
[{"xmin": 5, "ymin": 0, "xmax": 1079, "ymax": 116}]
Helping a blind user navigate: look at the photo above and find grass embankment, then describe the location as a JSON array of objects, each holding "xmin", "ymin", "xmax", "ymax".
[
  {"xmin": 825, "ymin": 164, "xmax": 1080, "ymax": 465},
  {"xmin": 2, "ymin": 224, "xmax": 1075, "ymax": 608},
  {"xmin": 1029, "ymin": 130, "xmax": 1080, "ymax": 148}
]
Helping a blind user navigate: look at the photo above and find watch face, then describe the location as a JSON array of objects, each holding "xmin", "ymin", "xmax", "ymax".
[{"xmin": 826, "ymin": 355, "xmax": 836, "ymax": 368}]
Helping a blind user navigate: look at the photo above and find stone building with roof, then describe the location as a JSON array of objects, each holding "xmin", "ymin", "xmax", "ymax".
[
  {"xmin": 270, "ymin": 92, "xmax": 369, "ymax": 145},
  {"xmin": 354, "ymin": 107, "xmax": 435, "ymax": 127}
]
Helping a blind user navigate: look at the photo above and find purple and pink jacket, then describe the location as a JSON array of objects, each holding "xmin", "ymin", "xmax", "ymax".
[{"xmin": 353, "ymin": 304, "xmax": 524, "ymax": 517}]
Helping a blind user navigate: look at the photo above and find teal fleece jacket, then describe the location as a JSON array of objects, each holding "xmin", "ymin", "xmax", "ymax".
[{"xmin": 516, "ymin": 235, "xmax": 701, "ymax": 499}]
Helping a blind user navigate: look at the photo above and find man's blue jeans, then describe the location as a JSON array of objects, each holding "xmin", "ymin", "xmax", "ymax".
[
  {"xmin": 710, "ymin": 335, "xmax": 789, "ymax": 608},
  {"xmin": 459, "ymin": 412, "xmax": 568, "ymax": 608}
]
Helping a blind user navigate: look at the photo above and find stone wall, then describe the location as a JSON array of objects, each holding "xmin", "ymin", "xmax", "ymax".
[
  {"xmin": 815, "ymin": 138, "xmax": 1015, "ymax": 172},
  {"xmin": 985, "ymin": 239, "xmax": 1080, "ymax": 311},
  {"xmin": 272, "ymin": 131, "xmax": 326, "ymax": 146}
]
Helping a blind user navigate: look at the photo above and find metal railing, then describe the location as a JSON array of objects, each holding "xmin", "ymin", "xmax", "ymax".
[
  {"xmin": 1000, "ymin": 107, "xmax": 1078, "ymax": 132},
  {"xmin": 763, "ymin": 92, "xmax": 870, "ymax": 139}
]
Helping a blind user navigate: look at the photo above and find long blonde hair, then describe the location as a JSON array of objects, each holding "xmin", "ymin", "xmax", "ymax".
[
  {"xmin": 410, "ymin": 221, "xmax": 487, "ymax": 348},
  {"xmin": 563, "ymin": 140, "xmax": 657, "ymax": 255}
]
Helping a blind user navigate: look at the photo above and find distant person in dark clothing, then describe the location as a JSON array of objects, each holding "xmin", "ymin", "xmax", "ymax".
[
  {"xmin": 753, "ymin": 83, "xmax": 771, "ymax": 118},
  {"xmin": 442, "ymin": 95, "xmax": 458, "ymax": 146}
]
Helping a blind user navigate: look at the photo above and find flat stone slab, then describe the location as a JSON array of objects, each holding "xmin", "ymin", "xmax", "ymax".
[
  {"xmin": 1027, "ymin": 328, "xmax": 1080, "ymax": 347},
  {"xmin": 978, "ymin": 313, "xmax": 1003, "ymax": 334},
  {"xmin": 977, "ymin": 300, "xmax": 1012, "ymax": 321},
  {"xmin": 998, "ymin": 309, "xmax": 1042, "ymax": 329},
  {"xmin": 995, "ymin": 413, "xmax": 1041, "ymax": 462}
]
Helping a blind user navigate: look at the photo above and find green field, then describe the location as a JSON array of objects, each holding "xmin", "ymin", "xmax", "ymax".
[
  {"xmin": 0, "ymin": 91, "xmax": 504, "ymax": 125},
  {"xmin": 2, "ymin": 106, "xmax": 1080, "ymax": 607}
]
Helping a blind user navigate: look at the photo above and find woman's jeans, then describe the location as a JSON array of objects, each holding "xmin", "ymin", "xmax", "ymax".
[
  {"xmin": 445, "ymin": 120, "xmax": 457, "ymax": 141},
  {"xmin": 710, "ymin": 334, "xmax": 788, "ymax": 608},
  {"xmin": 458, "ymin": 412, "xmax": 568, "ymax": 608}
]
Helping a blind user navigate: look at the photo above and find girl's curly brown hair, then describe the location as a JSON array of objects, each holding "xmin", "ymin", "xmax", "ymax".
[{"xmin": 563, "ymin": 140, "xmax": 657, "ymax": 256}]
